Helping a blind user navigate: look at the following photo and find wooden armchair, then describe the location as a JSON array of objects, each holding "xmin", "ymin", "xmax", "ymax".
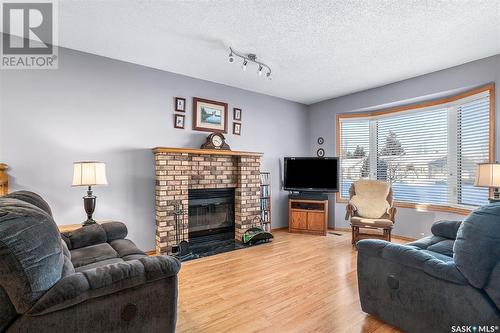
[{"xmin": 345, "ymin": 180, "xmax": 396, "ymax": 244}]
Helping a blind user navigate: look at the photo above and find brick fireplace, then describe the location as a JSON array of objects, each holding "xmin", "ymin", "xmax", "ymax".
[{"xmin": 153, "ymin": 147, "xmax": 263, "ymax": 255}]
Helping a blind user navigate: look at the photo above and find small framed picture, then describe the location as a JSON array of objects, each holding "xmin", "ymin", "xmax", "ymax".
[
  {"xmin": 175, "ymin": 97, "xmax": 186, "ymax": 112},
  {"xmin": 233, "ymin": 122, "xmax": 241, "ymax": 135},
  {"xmin": 233, "ymin": 108, "xmax": 242, "ymax": 121},
  {"xmin": 174, "ymin": 114, "xmax": 185, "ymax": 129}
]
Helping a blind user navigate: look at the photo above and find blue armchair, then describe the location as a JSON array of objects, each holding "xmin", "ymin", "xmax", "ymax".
[
  {"xmin": 357, "ymin": 204, "xmax": 500, "ymax": 332},
  {"xmin": 0, "ymin": 191, "xmax": 181, "ymax": 333}
]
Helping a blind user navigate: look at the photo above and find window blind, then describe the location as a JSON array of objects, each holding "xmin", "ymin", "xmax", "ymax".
[
  {"xmin": 457, "ymin": 97, "xmax": 490, "ymax": 206},
  {"xmin": 376, "ymin": 108, "xmax": 449, "ymax": 205},
  {"xmin": 338, "ymin": 91, "xmax": 491, "ymax": 208},
  {"xmin": 339, "ymin": 119, "xmax": 370, "ymax": 198}
]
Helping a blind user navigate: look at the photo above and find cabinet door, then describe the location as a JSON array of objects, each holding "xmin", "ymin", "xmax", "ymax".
[
  {"xmin": 290, "ymin": 211, "xmax": 308, "ymax": 230},
  {"xmin": 307, "ymin": 212, "xmax": 325, "ymax": 232}
]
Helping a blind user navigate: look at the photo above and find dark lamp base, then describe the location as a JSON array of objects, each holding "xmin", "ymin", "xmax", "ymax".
[
  {"xmin": 81, "ymin": 186, "xmax": 97, "ymax": 226},
  {"xmin": 82, "ymin": 219, "xmax": 97, "ymax": 226}
]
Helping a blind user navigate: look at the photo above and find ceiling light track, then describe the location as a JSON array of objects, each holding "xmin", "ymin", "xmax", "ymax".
[{"xmin": 229, "ymin": 47, "xmax": 272, "ymax": 80}]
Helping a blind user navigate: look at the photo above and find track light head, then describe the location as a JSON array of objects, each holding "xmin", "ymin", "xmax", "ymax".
[{"xmin": 228, "ymin": 47, "xmax": 272, "ymax": 79}]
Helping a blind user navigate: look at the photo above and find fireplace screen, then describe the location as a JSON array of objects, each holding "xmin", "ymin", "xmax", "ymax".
[{"xmin": 188, "ymin": 188, "xmax": 235, "ymax": 238}]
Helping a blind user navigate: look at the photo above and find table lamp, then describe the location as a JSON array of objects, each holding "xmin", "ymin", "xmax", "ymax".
[
  {"xmin": 72, "ymin": 161, "xmax": 108, "ymax": 225},
  {"xmin": 474, "ymin": 162, "xmax": 500, "ymax": 203}
]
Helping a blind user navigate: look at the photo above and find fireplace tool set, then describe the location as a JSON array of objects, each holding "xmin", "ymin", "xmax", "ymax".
[{"xmin": 171, "ymin": 201, "xmax": 198, "ymax": 261}]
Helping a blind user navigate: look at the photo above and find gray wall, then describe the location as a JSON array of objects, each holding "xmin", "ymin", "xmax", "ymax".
[
  {"xmin": 0, "ymin": 46, "xmax": 310, "ymax": 250},
  {"xmin": 308, "ymin": 54, "xmax": 500, "ymax": 239}
]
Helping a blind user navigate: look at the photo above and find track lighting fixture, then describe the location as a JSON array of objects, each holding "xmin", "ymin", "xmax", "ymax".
[{"xmin": 228, "ymin": 47, "xmax": 272, "ymax": 79}]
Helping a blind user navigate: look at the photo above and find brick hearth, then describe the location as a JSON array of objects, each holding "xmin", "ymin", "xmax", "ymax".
[{"xmin": 153, "ymin": 147, "xmax": 263, "ymax": 254}]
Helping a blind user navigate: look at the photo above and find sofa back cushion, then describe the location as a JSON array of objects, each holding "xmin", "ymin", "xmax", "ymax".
[
  {"xmin": 4, "ymin": 191, "xmax": 53, "ymax": 217},
  {"xmin": 0, "ymin": 196, "xmax": 64, "ymax": 314},
  {"xmin": 454, "ymin": 203, "xmax": 500, "ymax": 290},
  {"xmin": 350, "ymin": 180, "xmax": 391, "ymax": 218}
]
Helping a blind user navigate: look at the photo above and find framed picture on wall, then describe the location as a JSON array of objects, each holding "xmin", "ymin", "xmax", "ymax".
[
  {"xmin": 233, "ymin": 122, "xmax": 241, "ymax": 136},
  {"xmin": 175, "ymin": 97, "xmax": 186, "ymax": 112},
  {"xmin": 192, "ymin": 97, "xmax": 228, "ymax": 133},
  {"xmin": 174, "ymin": 114, "xmax": 185, "ymax": 129},
  {"xmin": 233, "ymin": 108, "xmax": 242, "ymax": 121}
]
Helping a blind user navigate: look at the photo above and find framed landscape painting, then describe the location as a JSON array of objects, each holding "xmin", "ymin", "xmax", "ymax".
[{"xmin": 193, "ymin": 97, "xmax": 228, "ymax": 133}]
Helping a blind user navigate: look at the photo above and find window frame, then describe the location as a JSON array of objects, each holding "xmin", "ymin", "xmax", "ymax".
[{"xmin": 335, "ymin": 83, "xmax": 495, "ymax": 215}]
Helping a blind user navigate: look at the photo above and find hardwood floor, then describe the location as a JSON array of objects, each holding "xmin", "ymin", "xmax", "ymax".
[{"xmin": 177, "ymin": 230, "xmax": 405, "ymax": 333}]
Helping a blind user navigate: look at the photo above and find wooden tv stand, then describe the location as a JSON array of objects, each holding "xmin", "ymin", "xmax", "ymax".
[{"xmin": 288, "ymin": 198, "xmax": 328, "ymax": 236}]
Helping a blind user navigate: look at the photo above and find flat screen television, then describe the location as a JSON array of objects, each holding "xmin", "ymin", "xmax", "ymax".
[{"xmin": 284, "ymin": 157, "xmax": 339, "ymax": 193}]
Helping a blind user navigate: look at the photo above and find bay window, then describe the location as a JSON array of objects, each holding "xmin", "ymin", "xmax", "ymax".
[{"xmin": 337, "ymin": 85, "xmax": 494, "ymax": 212}]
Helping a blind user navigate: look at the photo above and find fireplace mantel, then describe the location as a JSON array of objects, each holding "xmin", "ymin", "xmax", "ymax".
[{"xmin": 153, "ymin": 147, "xmax": 263, "ymax": 157}]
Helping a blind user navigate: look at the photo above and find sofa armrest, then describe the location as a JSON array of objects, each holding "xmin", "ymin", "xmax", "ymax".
[
  {"xmin": 430, "ymin": 220, "xmax": 462, "ymax": 240},
  {"xmin": 357, "ymin": 239, "xmax": 467, "ymax": 285},
  {"xmin": 28, "ymin": 255, "xmax": 181, "ymax": 315},
  {"xmin": 61, "ymin": 221, "xmax": 128, "ymax": 249}
]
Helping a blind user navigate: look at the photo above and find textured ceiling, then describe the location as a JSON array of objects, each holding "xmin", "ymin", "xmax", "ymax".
[{"xmin": 47, "ymin": 1, "xmax": 500, "ymax": 103}]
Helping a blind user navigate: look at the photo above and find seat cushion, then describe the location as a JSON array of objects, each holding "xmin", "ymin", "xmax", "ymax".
[
  {"xmin": 70, "ymin": 243, "xmax": 118, "ymax": 268},
  {"xmin": 75, "ymin": 258, "xmax": 125, "ymax": 272},
  {"xmin": 420, "ymin": 249, "xmax": 454, "ymax": 263},
  {"xmin": 427, "ymin": 239, "xmax": 454, "ymax": 257},
  {"xmin": 350, "ymin": 180, "xmax": 391, "ymax": 218},
  {"xmin": 110, "ymin": 239, "xmax": 146, "ymax": 258},
  {"xmin": 407, "ymin": 235, "xmax": 445, "ymax": 249},
  {"xmin": 351, "ymin": 216, "xmax": 394, "ymax": 228},
  {"xmin": 122, "ymin": 254, "xmax": 148, "ymax": 261}
]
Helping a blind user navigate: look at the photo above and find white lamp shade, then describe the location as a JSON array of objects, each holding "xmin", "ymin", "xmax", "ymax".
[
  {"xmin": 474, "ymin": 163, "xmax": 500, "ymax": 187},
  {"xmin": 72, "ymin": 162, "xmax": 108, "ymax": 186}
]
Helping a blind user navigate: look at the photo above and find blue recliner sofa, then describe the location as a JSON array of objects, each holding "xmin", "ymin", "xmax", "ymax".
[
  {"xmin": 357, "ymin": 203, "xmax": 500, "ymax": 332},
  {"xmin": 0, "ymin": 191, "xmax": 181, "ymax": 332}
]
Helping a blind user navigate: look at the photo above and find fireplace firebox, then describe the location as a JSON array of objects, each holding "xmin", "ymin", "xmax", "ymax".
[{"xmin": 188, "ymin": 188, "xmax": 241, "ymax": 256}]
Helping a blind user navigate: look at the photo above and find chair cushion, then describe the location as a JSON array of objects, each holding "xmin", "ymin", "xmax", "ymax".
[
  {"xmin": 454, "ymin": 203, "xmax": 500, "ymax": 289},
  {"xmin": 110, "ymin": 239, "xmax": 146, "ymax": 258},
  {"xmin": 0, "ymin": 286, "xmax": 16, "ymax": 332},
  {"xmin": 350, "ymin": 180, "xmax": 390, "ymax": 218},
  {"xmin": 351, "ymin": 216, "xmax": 394, "ymax": 228},
  {"xmin": 0, "ymin": 197, "xmax": 63, "ymax": 313},
  {"xmin": 75, "ymin": 258, "xmax": 125, "ymax": 272},
  {"xmin": 420, "ymin": 249, "xmax": 454, "ymax": 263},
  {"xmin": 427, "ymin": 239, "xmax": 454, "ymax": 257},
  {"xmin": 431, "ymin": 220, "xmax": 462, "ymax": 239},
  {"xmin": 3, "ymin": 191, "xmax": 53, "ymax": 217},
  {"xmin": 101, "ymin": 221, "xmax": 128, "ymax": 241},
  {"xmin": 70, "ymin": 243, "xmax": 118, "ymax": 268},
  {"xmin": 63, "ymin": 224, "xmax": 107, "ymax": 250},
  {"xmin": 407, "ymin": 235, "xmax": 445, "ymax": 249}
]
